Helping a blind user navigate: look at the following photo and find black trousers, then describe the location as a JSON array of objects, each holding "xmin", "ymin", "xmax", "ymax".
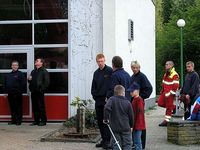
[
  {"xmin": 31, "ymin": 91, "xmax": 47, "ymax": 123},
  {"xmin": 141, "ymin": 129, "xmax": 146, "ymax": 149},
  {"xmin": 95, "ymin": 105, "xmax": 111, "ymax": 144},
  {"xmin": 8, "ymin": 92, "xmax": 23, "ymax": 123},
  {"xmin": 184, "ymin": 103, "xmax": 191, "ymax": 120}
]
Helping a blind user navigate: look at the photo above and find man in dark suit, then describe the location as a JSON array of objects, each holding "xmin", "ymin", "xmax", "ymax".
[
  {"xmin": 5, "ymin": 60, "xmax": 26, "ymax": 125},
  {"xmin": 28, "ymin": 58, "xmax": 49, "ymax": 126},
  {"xmin": 91, "ymin": 54, "xmax": 112, "ymax": 149}
]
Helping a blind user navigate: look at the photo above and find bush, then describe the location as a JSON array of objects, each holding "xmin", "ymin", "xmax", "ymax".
[{"xmin": 64, "ymin": 109, "xmax": 97, "ymax": 128}]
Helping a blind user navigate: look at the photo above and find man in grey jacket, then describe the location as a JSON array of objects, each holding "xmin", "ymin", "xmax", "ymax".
[{"xmin": 104, "ymin": 85, "xmax": 134, "ymax": 150}]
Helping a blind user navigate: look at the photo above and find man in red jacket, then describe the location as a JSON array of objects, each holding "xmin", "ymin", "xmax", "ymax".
[{"xmin": 157, "ymin": 61, "xmax": 179, "ymax": 126}]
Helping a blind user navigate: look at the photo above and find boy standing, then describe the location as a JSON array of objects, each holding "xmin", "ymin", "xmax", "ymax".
[
  {"xmin": 104, "ymin": 85, "xmax": 134, "ymax": 150},
  {"xmin": 128, "ymin": 83, "xmax": 145, "ymax": 150}
]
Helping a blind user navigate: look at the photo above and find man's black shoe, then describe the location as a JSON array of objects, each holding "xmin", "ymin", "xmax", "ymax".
[
  {"xmin": 96, "ymin": 140, "xmax": 104, "ymax": 148},
  {"xmin": 172, "ymin": 108, "xmax": 176, "ymax": 114},
  {"xmin": 8, "ymin": 121, "xmax": 16, "ymax": 125},
  {"xmin": 95, "ymin": 143, "xmax": 103, "ymax": 148},
  {"xmin": 102, "ymin": 143, "xmax": 112, "ymax": 149},
  {"xmin": 29, "ymin": 122, "xmax": 39, "ymax": 126},
  {"xmin": 38, "ymin": 122, "xmax": 46, "ymax": 126}
]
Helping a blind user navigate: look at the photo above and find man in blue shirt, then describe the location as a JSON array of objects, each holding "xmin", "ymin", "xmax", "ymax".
[{"xmin": 107, "ymin": 56, "xmax": 131, "ymax": 100}]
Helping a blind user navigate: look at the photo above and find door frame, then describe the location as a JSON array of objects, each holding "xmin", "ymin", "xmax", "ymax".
[{"xmin": 0, "ymin": 46, "xmax": 34, "ymax": 118}]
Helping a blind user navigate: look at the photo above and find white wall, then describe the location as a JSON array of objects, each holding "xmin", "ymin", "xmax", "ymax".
[
  {"xmin": 103, "ymin": 0, "xmax": 156, "ymax": 98},
  {"xmin": 69, "ymin": 0, "xmax": 103, "ymax": 116},
  {"xmin": 103, "ymin": 0, "xmax": 116, "ymax": 64},
  {"xmin": 69, "ymin": 0, "xmax": 155, "ymax": 116}
]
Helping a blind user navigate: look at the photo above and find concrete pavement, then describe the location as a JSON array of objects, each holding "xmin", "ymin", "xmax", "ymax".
[
  {"xmin": 145, "ymin": 106, "xmax": 199, "ymax": 150},
  {"xmin": 0, "ymin": 106, "xmax": 200, "ymax": 150}
]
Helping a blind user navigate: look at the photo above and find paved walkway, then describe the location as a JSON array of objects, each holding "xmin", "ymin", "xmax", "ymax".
[{"xmin": 0, "ymin": 106, "xmax": 200, "ymax": 150}]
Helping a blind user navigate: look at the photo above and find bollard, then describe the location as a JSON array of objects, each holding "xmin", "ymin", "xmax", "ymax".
[
  {"xmin": 171, "ymin": 90, "xmax": 184, "ymax": 121},
  {"xmin": 76, "ymin": 108, "xmax": 85, "ymax": 134}
]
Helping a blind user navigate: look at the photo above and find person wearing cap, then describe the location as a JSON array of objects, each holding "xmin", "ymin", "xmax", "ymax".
[
  {"xmin": 130, "ymin": 60, "xmax": 152, "ymax": 149},
  {"xmin": 157, "ymin": 61, "xmax": 179, "ymax": 126},
  {"xmin": 104, "ymin": 85, "xmax": 134, "ymax": 150},
  {"xmin": 128, "ymin": 83, "xmax": 145, "ymax": 150}
]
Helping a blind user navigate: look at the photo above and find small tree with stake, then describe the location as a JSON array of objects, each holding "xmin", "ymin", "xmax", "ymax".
[{"xmin": 70, "ymin": 96, "xmax": 93, "ymax": 134}]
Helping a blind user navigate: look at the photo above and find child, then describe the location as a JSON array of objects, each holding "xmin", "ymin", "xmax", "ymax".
[
  {"xmin": 127, "ymin": 83, "xmax": 145, "ymax": 150},
  {"xmin": 187, "ymin": 94, "xmax": 200, "ymax": 121},
  {"xmin": 104, "ymin": 85, "xmax": 134, "ymax": 150}
]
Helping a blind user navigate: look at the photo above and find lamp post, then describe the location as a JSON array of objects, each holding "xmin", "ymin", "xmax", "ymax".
[{"xmin": 177, "ymin": 19, "xmax": 186, "ymax": 87}]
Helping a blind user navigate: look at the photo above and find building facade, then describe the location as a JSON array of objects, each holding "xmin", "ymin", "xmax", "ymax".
[{"xmin": 0, "ymin": 0, "xmax": 155, "ymax": 121}]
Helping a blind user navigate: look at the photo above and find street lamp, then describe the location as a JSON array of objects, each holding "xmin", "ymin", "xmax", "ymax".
[{"xmin": 177, "ymin": 19, "xmax": 185, "ymax": 87}]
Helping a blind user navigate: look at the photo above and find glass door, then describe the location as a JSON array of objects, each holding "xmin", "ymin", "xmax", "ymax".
[{"xmin": 0, "ymin": 48, "xmax": 34, "ymax": 120}]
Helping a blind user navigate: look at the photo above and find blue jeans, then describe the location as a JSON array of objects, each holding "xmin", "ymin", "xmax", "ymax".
[
  {"xmin": 134, "ymin": 130, "xmax": 142, "ymax": 150},
  {"xmin": 112, "ymin": 131, "xmax": 132, "ymax": 150}
]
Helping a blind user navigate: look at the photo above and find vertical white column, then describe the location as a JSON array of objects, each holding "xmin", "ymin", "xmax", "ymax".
[{"xmin": 103, "ymin": 0, "xmax": 116, "ymax": 67}]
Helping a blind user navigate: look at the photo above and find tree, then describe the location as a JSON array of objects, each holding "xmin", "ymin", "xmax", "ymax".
[
  {"xmin": 162, "ymin": 0, "xmax": 172, "ymax": 24},
  {"xmin": 156, "ymin": 0, "xmax": 200, "ymax": 93}
]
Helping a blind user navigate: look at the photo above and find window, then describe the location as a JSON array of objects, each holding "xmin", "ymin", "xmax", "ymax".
[
  {"xmin": 35, "ymin": 47, "xmax": 68, "ymax": 93},
  {"xmin": 47, "ymin": 72, "xmax": 68, "ymax": 93},
  {"xmin": 35, "ymin": 23, "xmax": 68, "ymax": 44},
  {"xmin": 0, "ymin": 53, "xmax": 27, "ymax": 69},
  {"xmin": 35, "ymin": 0, "xmax": 68, "ymax": 19},
  {"xmin": 0, "ymin": 0, "xmax": 68, "ymax": 94},
  {"xmin": 35, "ymin": 48, "xmax": 68, "ymax": 69},
  {"xmin": 0, "ymin": 0, "xmax": 32, "ymax": 21},
  {"xmin": 0, "ymin": 24, "xmax": 32, "ymax": 45}
]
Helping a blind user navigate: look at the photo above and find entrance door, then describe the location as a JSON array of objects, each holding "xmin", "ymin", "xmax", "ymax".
[{"xmin": 0, "ymin": 48, "xmax": 34, "ymax": 121}]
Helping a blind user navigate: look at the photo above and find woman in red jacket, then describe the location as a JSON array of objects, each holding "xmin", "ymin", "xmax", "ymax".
[{"xmin": 128, "ymin": 83, "xmax": 145, "ymax": 150}]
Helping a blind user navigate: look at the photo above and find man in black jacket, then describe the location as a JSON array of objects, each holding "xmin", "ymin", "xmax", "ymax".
[
  {"xmin": 91, "ymin": 54, "xmax": 112, "ymax": 149},
  {"xmin": 104, "ymin": 85, "xmax": 134, "ymax": 150},
  {"xmin": 5, "ymin": 61, "xmax": 26, "ymax": 125},
  {"xmin": 28, "ymin": 58, "xmax": 49, "ymax": 126},
  {"xmin": 181, "ymin": 61, "xmax": 200, "ymax": 120},
  {"xmin": 130, "ymin": 60, "xmax": 152, "ymax": 149}
]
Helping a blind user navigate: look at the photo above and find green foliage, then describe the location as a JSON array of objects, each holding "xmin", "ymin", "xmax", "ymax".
[
  {"xmin": 85, "ymin": 110, "xmax": 97, "ymax": 128},
  {"xmin": 63, "ymin": 109, "xmax": 97, "ymax": 128},
  {"xmin": 156, "ymin": 0, "xmax": 200, "ymax": 94},
  {"xmin": 162, "ymin": 0, "xmax": 172, "ymax": 23},
  {"xmin": 64, "ymin": 116, "xmax": 76, "ymax": 128},
  {"xmin": 70, "ymin": 96, "xmax": 93, "ymax": 109},
  {"xmin": 155, "ymin": 0, "xmax": 163, "ymax": 31},
  {"xmin": 67, "ymin": 97, "xmax": 97, "ymax": 128}
]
